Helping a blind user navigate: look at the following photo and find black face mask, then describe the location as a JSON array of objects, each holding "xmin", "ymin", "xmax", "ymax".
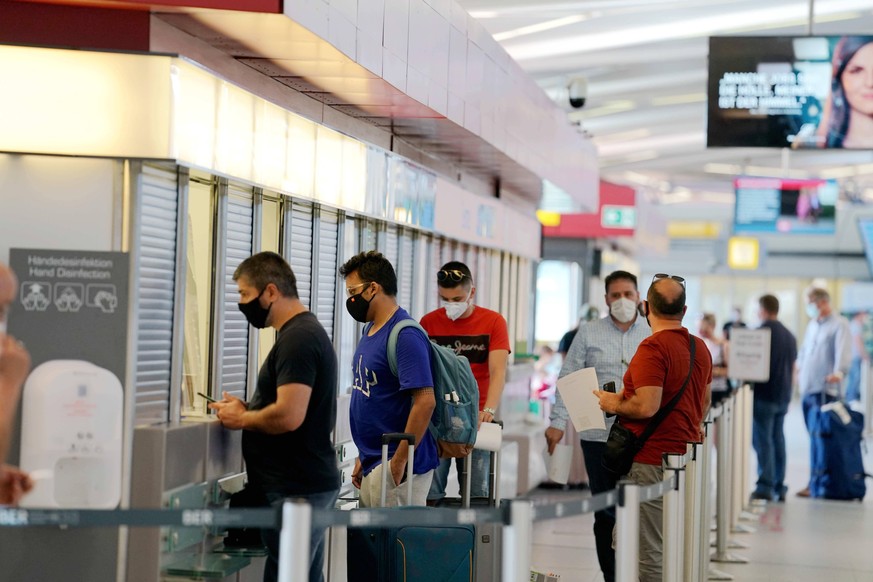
[
  {"xmin": 238, "ymin": 289, "xmax": 272, "ymax": 329},
  {"xmin": 345, "ymin": 288, "xmax": 372, "ymax": 323},
  {"xmin": 638, "ymin": 300, "xmax": 651, "ymax": 328}
]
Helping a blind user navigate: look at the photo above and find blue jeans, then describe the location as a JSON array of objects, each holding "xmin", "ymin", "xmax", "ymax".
[
  {"xmin": 846, "ymin": 356, "xmax": 863, "ymax": 402},
  {"xmin": 802, "ymin": 392, "xmax": 837, "ymax": 489},
  {"xmin": 262, "ymin": 488, "xmax": 340, "ymax": 582},
  {"xmin": 427, "ymin": 448, "xmax": 490, "ymax": 501},
  {"xmin": 751, "ymin": 399, "xmax": 788, "ymax": 499},
  {"xmin": 581, "ymin": 439, "xmax": 617, "ymax": 582}
]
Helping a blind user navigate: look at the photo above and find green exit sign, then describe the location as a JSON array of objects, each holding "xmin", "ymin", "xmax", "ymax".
[{"xmin": 601, "ymin": 205, "xmax": 636, "ymax": 228}]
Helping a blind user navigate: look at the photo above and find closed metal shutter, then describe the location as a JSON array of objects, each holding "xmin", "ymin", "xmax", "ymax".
[
  {"xmin": 384, "ymin": 223, "xmax": 399, "ymax": 267},
  {"xmin": 397, "ymin": 229, "xmax": 414, "ymax": 311},
  {"xmin": 220, "ymin": 184, "xmax": 253, "ymax": 401},
  {"xmin": 314, "ymin": 207, "xmax": 339, "ymax": 340},
  {"xmin": 285, "ymin": 200, "xmax": 314, "ymax": 308},
  {"xmin": 134, "ymin": 163, "xmax": 179, "ymax": 424}
]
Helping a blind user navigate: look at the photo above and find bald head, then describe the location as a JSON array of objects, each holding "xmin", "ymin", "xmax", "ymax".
[
  {"xmin": 647, "ymin": 278, "xmax": 686, "ymax": 320},
  {"xmin": 0, "ymin": 262, "xmax": 17, "ymax": 315}
]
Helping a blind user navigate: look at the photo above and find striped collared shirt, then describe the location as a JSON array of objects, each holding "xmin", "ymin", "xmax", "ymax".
[{"xmin": 549, "ymin": 315, "xmax": 651, "ymax": 441}]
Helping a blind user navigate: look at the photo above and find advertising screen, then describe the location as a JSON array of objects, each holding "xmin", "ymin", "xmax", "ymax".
[
  {"xmin": 708, "ymin": 36, "xmax": 873, "ymax": 149},
  {"xmin": 734, "ymin": 177, "xmax": 838, "ymax": 234},
  {"xmin": 858, "ymin": 217, "xmax": 873, "ymax": 277}
]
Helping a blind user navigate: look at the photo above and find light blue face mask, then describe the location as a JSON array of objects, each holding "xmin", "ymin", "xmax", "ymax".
[{"xmin": 806, "ymin": 302, "xmax": 820, "ymax": 319}]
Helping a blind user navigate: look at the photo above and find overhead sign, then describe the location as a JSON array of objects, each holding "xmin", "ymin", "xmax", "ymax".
[
  {"xmin": 601, "ymin": 205, "xmax": 636, "ymax": 228},
  {"xmin": 727, "ymin": 236, "xmax": 760, "ymax": 270},
  {"xmin": 728, "ymin": 327, "xmax": 771, "ymax": 382}
]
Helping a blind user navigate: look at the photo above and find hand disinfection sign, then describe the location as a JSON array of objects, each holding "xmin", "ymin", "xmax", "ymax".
[{"xmin": 19, "ymin": 360, "xmax": 123, "ymax": 509}]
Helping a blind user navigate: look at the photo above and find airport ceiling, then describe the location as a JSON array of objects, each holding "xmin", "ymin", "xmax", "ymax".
[{"xmin": 457, "ymin": 0, "xmax": 873, "ymax": 207}]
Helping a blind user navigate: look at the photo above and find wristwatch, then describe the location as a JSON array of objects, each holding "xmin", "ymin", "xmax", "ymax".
[{"xmin": 482, "ymin": 407, "xmax": 496, "ymax": 416}]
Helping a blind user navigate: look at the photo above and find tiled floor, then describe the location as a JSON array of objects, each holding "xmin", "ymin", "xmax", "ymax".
[{"xmin": 529, "ymin": 399, "xmax": 873, "ymax": 581}]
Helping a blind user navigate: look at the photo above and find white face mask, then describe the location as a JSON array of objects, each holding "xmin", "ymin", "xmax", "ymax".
[
  {"xmin": 609, "ymin": 297, "xmax": 638, "ymax": 323},
  {"xmin": 442, "ymin": 295, "xmax": 470, "ymax": 321}
]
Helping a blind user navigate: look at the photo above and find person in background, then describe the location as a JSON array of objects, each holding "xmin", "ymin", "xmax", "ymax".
[
  {"xmin": 0, "ymin": 262, "xmax": 33, "ymax": 506},
  {"xmin": 795, "ymin": 287, "xmax": 852, "ymax": 498},
  {"xmin": 846, "ymin": 311, "xmax": 869, "ymax": 403},
  {"xmin": 210, "ymin": 252, "xmax": 340, "ymax": 582},
  {"xmin": 545, "ymin": 270, "xmax": 650, "ymax": 582},
  {"xmin": 340, "ymin": 251, "xmax": 439, "ymax": 507},
  {"xmin": 699, "ymin": 313, "xmax": 730, "ymax": 400},
  {"xmin": 750, "ymin": 295, "xmax": 798, "ymax": 502},
  {"xmin": 815, "ymin": 36, "xmax": 873, "ymax": 149},
  {"xmin": 557, "ymin": 303, "xmax": 601, "ymax": 358},
  {"xmin": 421, "ymin": 261, "xmax": 509, "ymax": 505},
  {"xmin": 722, "ymin": 306, "xmax": 746, "ymax": 341}
]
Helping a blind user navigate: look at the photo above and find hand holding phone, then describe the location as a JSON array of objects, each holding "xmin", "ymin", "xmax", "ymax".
[
  {"xmin": 197, "ymin": 391, "xmax": 217, "ymax": 403},
  {"xmin": 602, "ymin": 382, "xmax": 616, "ymax": 418}
]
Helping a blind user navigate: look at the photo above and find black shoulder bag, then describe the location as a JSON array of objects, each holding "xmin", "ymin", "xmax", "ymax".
[{"xmin": 602, "ymin": 336, "xmax": 696, "ymax": 478}]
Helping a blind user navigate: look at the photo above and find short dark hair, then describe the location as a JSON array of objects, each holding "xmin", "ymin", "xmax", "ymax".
[
  {"xmin": 604, "ymin": 270, "xmax": 638, "ymax": 293},
  {"xmin": 647, "ymin": 279, "xmax": 685, "ymax": 319},
  {"xmin": 437, "ymin": 261, "xmax": 473, "ymax": 289},
  {"xmin": 759, "ymin": 294, "xmax": 779, "ymax": 316},
  {"xmin": 233, "ymin": 251, "xmax": 299, "ymax": 298},
  {"xmin": 339, "ymin": 250, "xmax": 398, "ymax": 296}
]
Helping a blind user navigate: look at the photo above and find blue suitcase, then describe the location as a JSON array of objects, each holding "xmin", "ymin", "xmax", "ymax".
[
  {"xmin": 347, "ymin": 434, "xmax": 475, "ymax": 582},
  {"xmin": 810, "ymin": 404, "xmax": 868, "ymax": 500}
]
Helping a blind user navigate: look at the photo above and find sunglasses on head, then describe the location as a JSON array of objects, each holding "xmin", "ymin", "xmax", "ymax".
[
  {"xmin": 652, "ymin": 273, "xmax": 686, "ymax": 288},
  {"xmin": 437, "ymin": 269, "xmax": 469, "ymax": 283}
]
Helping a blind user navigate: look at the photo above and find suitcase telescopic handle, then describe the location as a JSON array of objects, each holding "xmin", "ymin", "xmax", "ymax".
[
  {"xmin": 382, "ymin": 433, "xmax": 416, "ymax": 445},
  {"xmin": 380, "ymin": 433, "xmax": 417, "ymax": 507}
]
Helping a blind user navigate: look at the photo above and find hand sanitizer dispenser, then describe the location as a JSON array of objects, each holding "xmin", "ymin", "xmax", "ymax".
[{"xmin": 19, "ymin": 360, "xmax": 123, "ymax": 509}]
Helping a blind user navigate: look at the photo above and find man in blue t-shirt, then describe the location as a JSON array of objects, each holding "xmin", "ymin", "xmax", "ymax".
[{"xmin": 340, "ymin": 251, "xmax": 439, "ymax": 507}]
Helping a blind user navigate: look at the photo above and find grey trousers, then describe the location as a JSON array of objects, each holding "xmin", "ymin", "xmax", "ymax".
[{"xmin": 613, "ymin": 462, "xmax": 665, "ymax": 582}]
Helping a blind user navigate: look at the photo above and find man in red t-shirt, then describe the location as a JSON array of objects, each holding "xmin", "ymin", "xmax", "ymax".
[
  {"xmin": 595, "ymin": 274, "xmax": 711, "ymax": 582},
  {"xmin": 421, "ymin": 261, "xmax": 510, "ymax": 504}
]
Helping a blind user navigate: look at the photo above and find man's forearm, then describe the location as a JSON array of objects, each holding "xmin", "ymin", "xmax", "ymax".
[
  {"xmin": 483, "ymin": 372, "xmax": 506, "ymax": 411},
  {"xmin": 396, "ymin": 390, "xmax": 435, "ymax": 462},
  {"xmin": 616, "ymin": 394, "xmax": 656, "ymax": 420}
]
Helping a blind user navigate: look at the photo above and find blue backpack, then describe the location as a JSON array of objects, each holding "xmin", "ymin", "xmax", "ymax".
[{"xmin": 387, "ymin": 319, "xmax": 479, "ymax": 458}]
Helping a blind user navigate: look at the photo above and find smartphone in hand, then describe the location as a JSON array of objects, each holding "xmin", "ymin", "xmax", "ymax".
[
  {"xmin": 602, "ymin": 381, "xmax": 616, "ymax": 418},
  {"xmin": 198, "ymin": 391, "xmax": 217, "ymax": 403}
]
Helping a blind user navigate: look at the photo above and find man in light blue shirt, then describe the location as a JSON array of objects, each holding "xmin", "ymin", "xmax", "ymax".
[
  {"xmin": 796, "ymin": 286, "xmax": 851, "ymax": 498},
  {"xmin": 545, "ymin": 270, "xmax": 650, "ymax": 582}
]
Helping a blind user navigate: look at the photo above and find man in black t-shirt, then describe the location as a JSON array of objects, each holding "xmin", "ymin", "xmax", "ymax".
[
  {"xmin": 211, "ymin": 252, "xmax": 340, "ymax": 582},
  {"xmin": 750, "ymin": 294, "xmax": 797, "ymax": 502}
]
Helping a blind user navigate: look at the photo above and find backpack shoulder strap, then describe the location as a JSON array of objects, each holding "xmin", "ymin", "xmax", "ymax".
[{"xmin": 387, "ymin": 319, "xmax": 429, "ymax": 377}]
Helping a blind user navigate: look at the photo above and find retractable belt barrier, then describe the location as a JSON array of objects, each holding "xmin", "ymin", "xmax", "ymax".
[{"xmin": 1, "ymin": 391, "xmax": 753, "ymax": 582}]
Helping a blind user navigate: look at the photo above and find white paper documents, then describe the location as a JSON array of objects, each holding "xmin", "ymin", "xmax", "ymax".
[{"xmin": 556, "ymin": 367, "xmax": 606, "ymax": 432}]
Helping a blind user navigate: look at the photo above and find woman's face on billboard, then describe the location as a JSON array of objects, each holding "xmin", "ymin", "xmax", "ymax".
[{"xmin": 842, "ymin": 42, "xmax": 873, "ymax": 117}]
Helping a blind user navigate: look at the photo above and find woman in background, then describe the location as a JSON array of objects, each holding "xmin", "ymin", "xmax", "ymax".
[{"xmin": 816, "ymin": 36, "xmax": 873, "ymax": 149}]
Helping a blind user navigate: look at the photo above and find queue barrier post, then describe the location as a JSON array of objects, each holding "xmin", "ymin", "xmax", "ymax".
[
  {"xmin": 502, "ymin": 499, "xmax": 533, "ymax": 582},
  {"xmin": 730, "ymin": 386, "xmax": 757, "ymax": 533},
  {"xmin": 711, "ymin": 396, "xmax": 748, "ymax": 565},
  {"xmin": 700, "ymin": 412, "xmax": 732, "ymax": 580},
  {"xmin": 615, "ymin": 481, "xmax": 641, "ymax": 582},
  {"xmin": 663, "ymin": 450, "xmax": 687, "ymax": 582},
  {"xmin": 278, "ymin": 500, "xmax": 311, "ymax": 582},
  {"xmin": 682, "ymin": 442, "xmax": 700, "ymax": 582}
]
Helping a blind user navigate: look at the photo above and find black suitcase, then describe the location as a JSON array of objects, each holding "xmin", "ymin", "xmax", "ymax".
[{"xmin": 347, "ymin": 433, "xmax": 476, "ymax": 582}]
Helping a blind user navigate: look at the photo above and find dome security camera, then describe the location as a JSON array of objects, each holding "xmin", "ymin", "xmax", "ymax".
[{"xmin": 568, "ymin": 77, "xmax": 588, "ymax": 109}]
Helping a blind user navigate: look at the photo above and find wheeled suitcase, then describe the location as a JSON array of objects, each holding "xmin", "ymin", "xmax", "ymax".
[
  {"xmin": 810, "ymin": 403, "xmax": 868, "ymax": 500},
  {"xmin": 431, "ymin": 422, "xmax": 503, "ymax": 582},
  {"xmin": 347, "ymin": 433, "xmax": 476, "ymax": 582}
]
